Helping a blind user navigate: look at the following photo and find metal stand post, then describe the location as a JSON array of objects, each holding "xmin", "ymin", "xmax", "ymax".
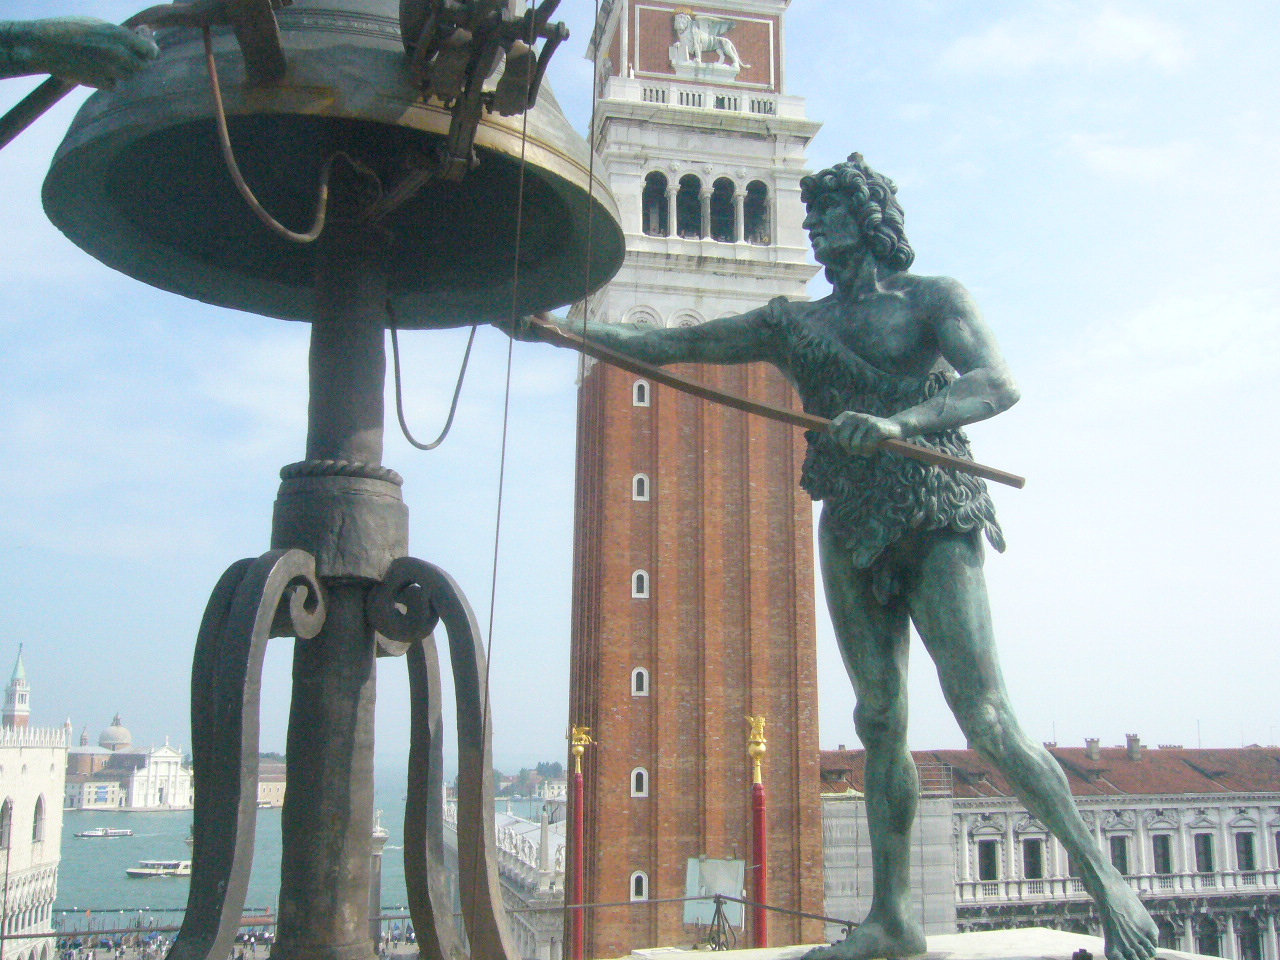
[{"xmin": 167, "ymin": 234, "xmax": 517, "ymax": 960}]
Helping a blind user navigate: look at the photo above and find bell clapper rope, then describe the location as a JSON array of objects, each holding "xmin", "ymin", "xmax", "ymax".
[{"xmin": 202, "ymin": 26, "xmax": 336, "ymax": 244}]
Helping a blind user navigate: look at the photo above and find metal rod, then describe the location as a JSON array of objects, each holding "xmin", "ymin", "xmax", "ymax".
[
  {"xmin": 529, "ymin": 315, "xmax": 1027, "ymax": 489},
  {"xmin": 0, "ymin": 77, "xmax": 75, "ymax": 152}
]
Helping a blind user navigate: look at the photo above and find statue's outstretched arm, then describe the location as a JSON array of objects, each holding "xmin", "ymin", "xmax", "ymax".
[
  {"xmin": 508, "ymin": 306, "xmax": 779, "ymax": 367},
  {"xmin": 0, "ymin": 18, "xmax": 158, "ymax": 89}
]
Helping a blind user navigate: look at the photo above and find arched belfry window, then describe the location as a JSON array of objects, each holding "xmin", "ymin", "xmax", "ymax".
[
  {"xmin": 32, "ymin": 795, "xmax": 44, "ymax": 843},
  {"xmin": 632, "ymin": 380, "xmax": 650, "ymax": 407},
  {"xmin": 710, "ymin": 177, "xmax": 735, "ymax": 242},
  {"xmin": 630, "ymin": 871, "xmax": 650, "ymax": 901},
  {"xmin": 631, "ymin": 767, "xmax": 649, "ymax": 797},
  {"xmin": 631, "ymin": 667, "xmax": 650, "ymax": 696},
  {"xmin": 676, "ymin": 174, "xmax": 702, "ymax": 238},
  {"xmin": 632, "ymin": 473, "xmax": 650, "ymax": 501},
  {"xmin": 642, "ymin": 172, "xmax": 669, "ymax": 237},
  {"xmin": 631, "ymin": 570, "xmax": 649, "ymax": 599},
  {"xmin": 745, "ymin": 180, "xmax": 770, "ymax": 244}
]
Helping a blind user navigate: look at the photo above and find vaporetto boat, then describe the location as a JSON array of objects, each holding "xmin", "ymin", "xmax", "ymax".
[{"xmin": 125, "ymin": 859, "xmax": 191, "ymax": 879}]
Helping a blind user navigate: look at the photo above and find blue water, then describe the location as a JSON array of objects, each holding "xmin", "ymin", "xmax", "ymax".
[{"xmin": 56, "ymin": 779, "xmax": 548, "ymax": 928}]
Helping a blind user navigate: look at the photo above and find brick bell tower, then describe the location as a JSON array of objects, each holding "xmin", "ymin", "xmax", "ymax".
[{"xmin": 567, "ymin": 2, "xmax": 824, "ymax": 954}]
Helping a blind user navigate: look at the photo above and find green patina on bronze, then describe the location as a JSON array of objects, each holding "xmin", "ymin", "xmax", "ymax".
[
  {"xmin": 0, "ymin": 17, "xmax": 157, "ymax": 88},
  {"xmin": 9, "ymin": 6, "xmax": 618, "ymax": 960},
  {"xmin": 518, "ymin": 153, "xmax": 1160, "ymax": 960}
]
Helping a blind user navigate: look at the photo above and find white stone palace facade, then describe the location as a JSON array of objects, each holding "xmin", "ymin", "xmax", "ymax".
[
  {"xmin": 443, "ymin": 800, "xmax": 567, "ymax": 960},
  {"xmin": 821, "ymin": 741, "xmax": 1280, "ymax": 960},
  {"xmin": 0, "ymin": 649, "xmax": 67, "ymax": 960}
]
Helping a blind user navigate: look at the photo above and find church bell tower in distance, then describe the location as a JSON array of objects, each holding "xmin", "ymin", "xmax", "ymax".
[{"xmin": 568, "ymin": 1, "xmax": 824, "ymax": 955}]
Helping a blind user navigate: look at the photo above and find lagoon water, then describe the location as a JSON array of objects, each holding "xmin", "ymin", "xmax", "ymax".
[{"xmin": 55, "ymin": 775, "xmax": 547, "ymax": 927}]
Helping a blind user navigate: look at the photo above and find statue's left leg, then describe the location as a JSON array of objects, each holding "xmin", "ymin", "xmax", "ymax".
[{"xmin": 906, "ymin": 531, "xmax": 1158, "ymax": 960}]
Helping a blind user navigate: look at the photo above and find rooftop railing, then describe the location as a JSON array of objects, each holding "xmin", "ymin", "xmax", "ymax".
[
  {"xmin": 957, "ymin": 868, "xmax": 1280, "ymax": 903},
  {"xmin": 602, "ymin": 76, "xmax": 809, "ymax": 121}
]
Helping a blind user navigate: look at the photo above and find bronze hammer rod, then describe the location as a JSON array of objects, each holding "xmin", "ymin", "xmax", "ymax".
[{"xmin": 527, "ymin": 314, "xmax": 1027, "ymax": 490}]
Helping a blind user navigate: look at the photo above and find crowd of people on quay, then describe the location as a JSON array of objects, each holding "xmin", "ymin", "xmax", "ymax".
[{"xmin": 54, "ymin": 921, "xmax": 418, "ymax": 960}]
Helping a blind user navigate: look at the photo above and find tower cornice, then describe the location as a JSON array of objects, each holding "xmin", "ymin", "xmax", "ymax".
[{"xmin": 598, "ymin": 101, "xmax": 821, "ymax": 140}]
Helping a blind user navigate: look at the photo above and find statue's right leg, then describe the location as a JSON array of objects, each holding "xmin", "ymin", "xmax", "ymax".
[
  {"xmin": 804, "ymin": 513, "xmax": 926, "ymax": 960},
  {"xmin": 908, "ymin": 530, "xmax": 1157, "ymax": 960}
]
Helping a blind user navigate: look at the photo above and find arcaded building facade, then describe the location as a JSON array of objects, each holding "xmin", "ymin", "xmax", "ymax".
[{"xmin": 821, "ymin": 742, "xmax": 1280, "ymax": 960}]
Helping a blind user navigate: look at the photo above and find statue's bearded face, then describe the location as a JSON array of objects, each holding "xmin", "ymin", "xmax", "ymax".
[{"xmin": 803, "ymin": 194, "xmax": 862, "ymax": 267}]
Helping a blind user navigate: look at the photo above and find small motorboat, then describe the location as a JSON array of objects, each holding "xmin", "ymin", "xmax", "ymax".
[
  {"xmin": 126, "ymin": 859, "xmax": 191, "ymax": 879},
  {"xmin": 75, "ymin": 827, "xmax": 134, "ymax": 838}
]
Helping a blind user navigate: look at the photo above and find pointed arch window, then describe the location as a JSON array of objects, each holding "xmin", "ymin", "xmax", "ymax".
[
  {"xmin": 642, "ymin": 172, "xmax": 670, "ymax": 237},
  {"xmin": 630, "ymin": 870, "xmax": 650, "ymax": 901},
  {"xmin": 632, "ymin": 380, "xmax": 650, "ymax": 407},
  {"xmin": 631, "ymin": 570, "xmax": 649, "ymax": 599},
  {"xmin": 632, "ymin": 473, "xmax": 650, "ymax": 501},
  {"xmin": 676, "ymin": 174, "xmax": 702, "ymax": 238},
  {"xmin": 0, "ymin": 799, "xmax": 11, "ymax": 849},
  {"xmin": 745, "ymin": 180, "xmax": 770, "ymax": 244},
  {"xmin": 631, "ymin": 667, "xmax": 650, "ymax": 697},
  {"xmin": 32, "ymin": 795, "xmax": 44, "ymax": 843},
  {"xmin": 710, "ymin": 177, "xmax": 735, "ymax": 242},
  {"xmin": 630, "ymin": 767, "xmax": 649, "ymax": 797}
]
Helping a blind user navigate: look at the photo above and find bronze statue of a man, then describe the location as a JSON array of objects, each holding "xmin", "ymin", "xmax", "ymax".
[{"xmin": 508, "ymin": 153, "xmax": 1159, "ymax": 960}]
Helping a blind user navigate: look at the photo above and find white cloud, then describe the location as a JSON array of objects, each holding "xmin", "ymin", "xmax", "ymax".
[
  {"xmin": 896, "ymin": 102, "xmax": 936, "ymax": 123},
  {"xmin": 1067, "ymin": 132, "xmax": 1192, "ymax": 181},
  {"xmin": 941, "ymin": 5, "xmax": 1189, "ymax": 75},
  {"xmin": 1043, "ymin": 286, "xmax": 1280, "ymax": 427}
]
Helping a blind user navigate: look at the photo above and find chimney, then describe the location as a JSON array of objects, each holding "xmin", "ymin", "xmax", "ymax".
[
  {"xmin": 1126, "ymin": 734, "xmax": 1143, "ymax": 761},
  {"xmin": 1085, "ymin": 738, "xmax": 1101, "ymax": 760},
  {"xmin": 837, "ymin": 744, "xmax": 846, "ymax": 751}
]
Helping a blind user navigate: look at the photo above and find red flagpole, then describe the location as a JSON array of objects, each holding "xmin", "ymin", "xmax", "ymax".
[
  {"xmin": 752, "ymin": 779, "xmax": 768, "ymax": 947},
  {"xmin": 748, "ymin": 717, "xmax": 768, "ymax": 949},
  {"xmin": 573, "ymin": 766, "xmax": 585, "ymax": 960},
  {"xmin": 570, "ymin": 726, "xmax": 592, "ymax": 960}
]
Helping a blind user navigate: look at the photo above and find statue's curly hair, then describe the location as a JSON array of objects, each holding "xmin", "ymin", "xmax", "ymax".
[{"xmin": 800, "ymin": 153, "xmax": 914, "ymax": 276}]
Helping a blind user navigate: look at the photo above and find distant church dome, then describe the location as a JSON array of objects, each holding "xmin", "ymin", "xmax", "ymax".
[{"xmin": 99, "ymin": 714, "xmax": 132, "ymax": 751}]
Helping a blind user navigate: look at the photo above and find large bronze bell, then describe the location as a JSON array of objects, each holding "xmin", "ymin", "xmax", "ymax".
[
  {"xmin": 35, "ymin": 5, "xmax": 623, "ymax": 960},
  {"xmin": 42, "ymin": 0, "xmax": 623, "ymax": 325}
]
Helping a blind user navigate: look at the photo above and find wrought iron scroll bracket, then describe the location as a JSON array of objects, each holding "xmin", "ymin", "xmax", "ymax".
[
  {"xmin": 367, "ymin": 556, "xmax": 517, "ymax": 960},
  {"xmin": 168, "ymin": 548, "xmax": 325, "ymax": 960}
]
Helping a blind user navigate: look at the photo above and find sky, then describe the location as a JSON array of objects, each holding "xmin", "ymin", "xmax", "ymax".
[{"xmin": 0, "ymin": 0, "xmax": 1277, "ymax": 775}]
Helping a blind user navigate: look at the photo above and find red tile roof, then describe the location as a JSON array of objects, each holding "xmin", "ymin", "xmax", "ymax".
[{"xmin": 819, "ymin": 745, "xmax": 1280, "ymax": 799}]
